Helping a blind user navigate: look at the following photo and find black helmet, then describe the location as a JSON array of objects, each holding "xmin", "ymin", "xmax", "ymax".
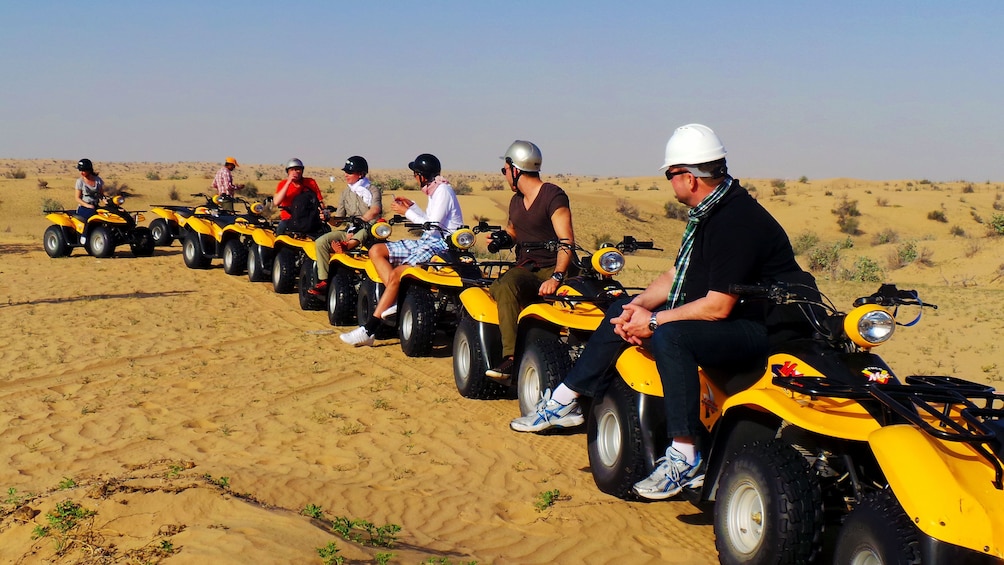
[
  {"xmin": 408, "ymin": 153, "xmax": 441, "ymax": 179},
  {"xmin": 341, "ymin": 155, "xmax": 369, "ymax": 175},
  {"xmin": 76, "ymin": 158, "xmax": 94, "ymax": 173}
]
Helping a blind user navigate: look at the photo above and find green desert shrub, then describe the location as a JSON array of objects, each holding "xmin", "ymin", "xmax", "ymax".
[
  {"xmin": 843, "ymin": 256, "xmax": 883, "ymax": 282},
  {"xmin": 791, "ymin": 231, "xmax": 820, "ymax": 255},
  {"xmin": 664, "ymin": 201, "xmax": 689, "ymax": 221}
]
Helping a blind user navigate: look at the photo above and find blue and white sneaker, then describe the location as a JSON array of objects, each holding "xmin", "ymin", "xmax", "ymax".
[
  {"xmin": 632, "ymin": 446, "xmax": 704, "ymax": 500},
  {"xmin": 509, "ymin": 388, "xmax": 584, "ymax": 433}
]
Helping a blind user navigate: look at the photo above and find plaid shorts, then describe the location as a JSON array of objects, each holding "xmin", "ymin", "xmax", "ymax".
[{"xmin": 386, "ymin": 232, "xmax": 448, "ymax": 265}]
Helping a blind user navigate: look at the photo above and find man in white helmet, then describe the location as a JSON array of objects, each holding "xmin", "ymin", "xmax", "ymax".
[
  {"xmin": 485, "ymin": 140, "xmax": 576, "ymax": 379},
  {"xmin": 511, "ymin": 124, "xmax": 814, "ymax": 502}
]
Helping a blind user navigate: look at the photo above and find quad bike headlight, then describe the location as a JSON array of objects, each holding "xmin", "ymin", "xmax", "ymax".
[
  {"xmin": 371, "ymin": 221, "xmax": 392, "ymax": 240},
  {"xmin": 135, "ymin": 213, "xmax": 145, "ymax": 222},
  {"xmin": 111, "ymin": 195, "xmax": 125, "ymax": 206},
  {"xmin": 250, "ymin": 202, "xmax": 265, "ymax": 215},
  {"xmin": 844, "ymin": 304, "xmax": 895, "ymax": 348},
  {"xmin": 592, "ymin": 249, "xmax": 625, "ymax": 277},
  {"xmin": 450, "ymin": 228, "xmax": 476, "ymax": 250}
]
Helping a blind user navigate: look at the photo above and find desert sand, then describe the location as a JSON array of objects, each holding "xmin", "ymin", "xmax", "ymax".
[{"xmin": 0, "ymin": 159, "xmax": 1002, "ymax": 564}]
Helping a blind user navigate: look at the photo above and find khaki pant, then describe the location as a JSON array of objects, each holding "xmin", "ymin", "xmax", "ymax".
[
  {"xmin": 489, "ymin": 266, "xmax": 557, "ymax": 357},
  {"xmin": 315, "ymin": 229, "xmax": 360, "ymax": 281}
]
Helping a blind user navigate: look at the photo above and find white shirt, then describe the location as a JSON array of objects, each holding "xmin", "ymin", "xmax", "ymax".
[{"xmin": 405, "ymin": 182, "xmax": 464, "ymax": 237}]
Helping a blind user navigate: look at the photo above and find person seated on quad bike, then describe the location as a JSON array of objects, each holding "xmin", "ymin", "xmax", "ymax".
[
  {"xmin": 510, "ymin": 124, "xmax": 814, "ymax": 500},
  {"xmin": 273, "ymin": 158, "xmax": 325, "ymax": 236},
  {"xmin": 308, "ymin": 155, "xmax": 383, "ymax": 296},
  {"xmin": 74, "ymin": 158, "xmax": 106, "ymax": 222},
  {"xmin": 484, "ymin": 140, "xmax": 576, "ymax": 380},
  {"xmin": 211, "ymin": 156, "xmax": 245, "ymax": 211},
  {"xmin": 339, "ymin": 153, "xmax": 463, "ymax": 347}
]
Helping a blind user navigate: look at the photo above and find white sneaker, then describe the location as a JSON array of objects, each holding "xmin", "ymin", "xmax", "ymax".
[
  {"xmin": 510, "ymin": 388, "xmax": 585, "ymax": 432},
  {"xmin": 632, "ymin": 446, "xmax": 704, "ymax": 500},
  {"xmin": 79, "ymin": 235, "xmax": 87, "ymax": 245},
  {"xmin": 339, "ymin": 326, "xmax": 374, "ymax": 347},
  {"xmin": 380, "ymin": 304, "xmax": 398, "ymax": 320}
]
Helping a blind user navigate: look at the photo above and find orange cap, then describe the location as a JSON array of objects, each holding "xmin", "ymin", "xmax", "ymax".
[{"xmin": 225, "ymin": 156, "xmax": 239, "ymax": 167}]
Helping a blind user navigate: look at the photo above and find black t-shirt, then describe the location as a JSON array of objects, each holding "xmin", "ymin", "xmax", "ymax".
[
  {"xmin": 678, "ymin": 181, "xmax": 802, "ymax": 322},
  {"xmin": 509, "ymin": 182, "xmax": 570, "ymax": 268}
]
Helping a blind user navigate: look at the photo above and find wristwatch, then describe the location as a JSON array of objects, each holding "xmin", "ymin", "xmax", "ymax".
[
  {"xmin": 550, "ymin": 271, "xmax": 565, "ymax": 283},
  {"xmin": 648, "ymin": 313, "xmax": 659, "ymax": 332}
]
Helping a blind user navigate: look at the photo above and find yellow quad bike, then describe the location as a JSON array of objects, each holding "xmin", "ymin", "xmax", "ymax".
[
  {"xmin": 588, "ymin": 282, "xmax": 1004, "ymax": 564},
  {"xmin": 147, "ymin": 193, "xmax": 220, "ymax": 247},
  {"xmin": 352, "ymin": 219, "xmax": 506, "ymax": 351},
  {"xmin": 295, "ymin": 216, "xmax": 394, "ymax": 313},
  {"xmin": 453, "ymin": 236, "xmax": 657, "ymax": 411},
  {"xmin": 181, "ymin": 198, "xmax": 272, "ymax": 274},
  {"xmin": 43, "ymin": 195, "xmax": 154, "ymax": 258}
]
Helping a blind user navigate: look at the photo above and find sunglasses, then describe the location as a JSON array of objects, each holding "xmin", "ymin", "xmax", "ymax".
[{"xmin": 665, "ymin": 169, "xmax": 692, "ymax": 180}]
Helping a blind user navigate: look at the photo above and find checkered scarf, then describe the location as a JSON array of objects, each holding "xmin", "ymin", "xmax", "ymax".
[{"xmin": 666, "ymin": 176, "xmax": 734, "ymax": 308}]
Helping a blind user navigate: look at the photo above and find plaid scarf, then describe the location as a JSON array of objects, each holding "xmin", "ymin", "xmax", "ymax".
[{"xmin": 666, "ymin": 176, "xmax": 734, "ymax": 308}]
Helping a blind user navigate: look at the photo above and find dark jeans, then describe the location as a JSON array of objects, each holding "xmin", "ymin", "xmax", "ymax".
[
  {"xmin": 651, "ymin": 318, "xmax": 766, "ymax": 438},
  {"xmin": 75, "ymin": 206, "xmax": 96, "ymax": 221},
  {"xmin": 563, "ymin": 296, "xmax": 768, "ymax": 438}
]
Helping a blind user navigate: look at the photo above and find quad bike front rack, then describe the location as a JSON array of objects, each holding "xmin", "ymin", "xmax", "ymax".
[{"xmin": 775, "ymin": 375, "xmax": 1004, "ymax": 489}]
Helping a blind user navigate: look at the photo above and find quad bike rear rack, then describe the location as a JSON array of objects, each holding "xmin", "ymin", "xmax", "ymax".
[{"xmin": 775, "ymin": 375, "xmax": 1004, "ymax": 489}]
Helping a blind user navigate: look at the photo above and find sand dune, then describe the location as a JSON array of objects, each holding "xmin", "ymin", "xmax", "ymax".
[{"xmin": 1, "ymin": 159, "xmax": 1002, "ymax": 563}]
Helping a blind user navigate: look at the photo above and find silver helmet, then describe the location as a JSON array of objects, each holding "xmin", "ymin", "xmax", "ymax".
[
  {"xmin": 502, "ymin": 140, "xmax": 542, "ymax": 173},
  {"xmin": 285, "ymin": 158, "xmax": 304, "ymax": 171}
]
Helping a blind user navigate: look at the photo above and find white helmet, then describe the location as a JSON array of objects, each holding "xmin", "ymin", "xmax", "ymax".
[
  {"xmin": 660, "ymin": 124, "xmax": 727, "ymax": 170},
  {"xmin": 502, "ymin": 140, "xmax": 542, "ymax": 173}
]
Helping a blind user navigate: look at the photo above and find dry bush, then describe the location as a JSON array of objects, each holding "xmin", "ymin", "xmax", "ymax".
[
  {"xmin": 950, "ymin": 225, "xmax": 965, "ymax": 237},
  {"xmin": 927, "ymin": 209, "xmax": 948, "ymax": 223},
  {"xmin": 168, "ymin": 185, "xmax": 180, "ymax": 201},
  {"xmin": 964, "ymin": 239, "xmax": 982, "ymax": 258},
  {"xmin": 482, "ymin": 178, "xmax": 505, "ymax": 191},
  {"xmin": 37, "ymin": 178, "xmax": 49, "ymax": 190},
  {"xmin": 871, "ymin": 228, "xmax": 899, "ymax": 246},
  {"xmin": 961, "ymin": 183, "xmax": 975, "ymax": 193},
  {"xmin": 616, "ymin": 198, "xmax": 640, "ymax": 220},
  {"xmin": 664, "ymin": 201, "xmax": 689, "ymax": 222},
  {"xmin": 876, "ymin": 196, "xmax": 889, "ymax": 207},
  {"xmin": 452, "ymin": 179, "xmax": 473, "ymax": 195}
]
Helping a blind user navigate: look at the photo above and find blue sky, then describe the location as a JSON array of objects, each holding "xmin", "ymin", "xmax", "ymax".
[{"xmin": 2, "ymin": 1, "xmax": 1002, "ymax": 181}]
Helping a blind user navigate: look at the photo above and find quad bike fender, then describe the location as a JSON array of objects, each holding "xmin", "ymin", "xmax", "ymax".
[
  {"xmin": 363, "ymin": 260, "xmax": 385, "ymax": 285},
  {"xmin": 250, "ymin": 228, "xmax": 275, "ymax": 247},
  {"xmin": 458, "ymin": 287, "xmax": 499, "ymax": 325},
  {"xmin": 330, "ymin": 252, "xmax": 369, "ymax": 272},
  {"xmin": 90, "ymin": 210, "xmax": 128, "ymax": 224},
  {"xmin": 185, "ymin": 216, "xmax": 216, "ymax": 237},
  {"xmin": 46, "ymin": 212, "xmax": 77, "ymax": 229},
  {"xmin": 149, "ymin": 207, "xmax": 179, "ymax": 222},
  {"xmin": 400, "ymin": 265, "xmax": 463, "ymax": 288},
  {"xmin": 518, "ymin": 301, "xmax": 605, "ymax": 332},
  {"xmin": 869, "ymin": 424, "xmax": 1004, "ymax": 559}
]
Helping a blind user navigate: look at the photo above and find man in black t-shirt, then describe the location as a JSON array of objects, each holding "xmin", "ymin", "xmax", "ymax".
[
  {"xmin": 510, "ymin": 124, "xmax": 812, "ymax": 502},
  {"xmin": 485, "ymin": 140, "xmax": 575, "ymax": 379}
]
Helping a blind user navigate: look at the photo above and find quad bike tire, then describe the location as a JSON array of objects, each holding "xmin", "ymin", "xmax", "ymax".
[
  {"xmin": 183, "ymin": 231, "xmax": 211, "ymax": 269},
  {"xmin": 453, "ymin": 315, "xmax": 506, "ymax": 399},
  {"xmin": 272, "ymin": 248, "xmax": 297, "ymax": 294},
  {"xmin": 399, "ymin": 286, "xmax": 437, "ymax": 357},
  {"xmin": 298, "ymin": 259, "xmax": 324, "ymax": 310},
  {"xmin": 356, "ymin": 280, "xmax": 396, "ymax": 339},
  {"xmin": 87, "ymin": 225, "xmax": 115, "ymax": 258},
  {"xmin": 150, "ymin": 218, "xmax": 173, "ymax": 246},
  {"xmin": 586, "ymin": 376, "xmax": 648, "ymax": 499},
  {"xmin": 248, "ymin": 244, "xmax": 269, "ymax": 282},
  {"xmin": 43, "ymin": 225, "xmax": 71, "ymax": 258},
  {"xmin": 130, "ymin": 227, "xmax": 155, "ymax": 257},
  {"xmin": 516, "ymin": 330, "xmax": 573, "ymax": 416},
  {"xmin": 327, "ymin": 270, "xmax": 357, "ymax": 326},
  {"xmin": 714, "ymin": 439, "xmax": 824, "ymax": 565},
  {"xmin": 223, "ymin": 239, "xmax": 248, "ymax": 276},
  {"xmin": 833, "ymin": 489, "xmax": 920, "ymax": 564}
]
